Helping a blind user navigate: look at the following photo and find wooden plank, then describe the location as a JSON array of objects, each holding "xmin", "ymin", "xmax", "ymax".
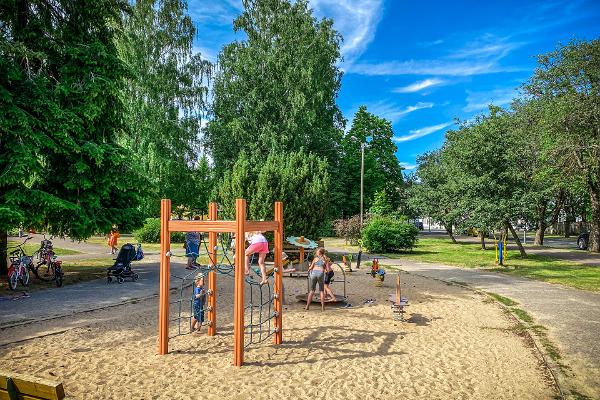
[
  {"xmin": 245, "ymin": 220, "xmax": 278, "ymax": 232},
  {"xmin": 233, "ymin": 199, "xmax": 246, "ymax": 367},
  {"xmin": 158, "ymin": 199, "xmax": 171, "ymax": 355},
  {"xmin": 0, "ymin": 371, "xmax": 64, "ymax": 399},
  {"xmin": 168, "ymin": 220, "xmax": 236, "ymax": 233}
]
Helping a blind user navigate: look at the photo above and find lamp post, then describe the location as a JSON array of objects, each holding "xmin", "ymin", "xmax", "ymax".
[{"xmin": 360, "ymin": 142, "xmax": 365, "ymax": 227}]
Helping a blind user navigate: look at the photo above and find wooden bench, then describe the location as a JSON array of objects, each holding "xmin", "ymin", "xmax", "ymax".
[{"xmin": 0, "ymin": 371, "xmax": 65, "ymax": 400}]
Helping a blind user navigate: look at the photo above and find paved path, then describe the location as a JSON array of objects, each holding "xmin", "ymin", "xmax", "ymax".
[{"xmin": 363, "ymin": 254, "xmax": 600, "ymax": 396}]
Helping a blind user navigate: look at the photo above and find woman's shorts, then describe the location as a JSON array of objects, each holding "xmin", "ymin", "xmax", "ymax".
[
  {"xmin": 309, "ymin": 271, "xmax": 324, "ymax": 292},
  {"xmin": 324, "ymin": 270, "xmax": 334, "ymax": 285},
  {"xmin": 246, "ymin": 242, "xmax": 269, "ymax": 254}
]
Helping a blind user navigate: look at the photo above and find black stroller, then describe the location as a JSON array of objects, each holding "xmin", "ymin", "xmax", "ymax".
[{"xmin": 107, "ymin": 243, "xmax": 142, "ymax": 283}]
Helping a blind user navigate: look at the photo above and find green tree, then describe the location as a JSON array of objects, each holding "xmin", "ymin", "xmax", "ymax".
[
  {"xmin": 116, "ymin": 0, "xmax": 212, "ymax": 216},
  {"xmin": 205, "ymin": 0, "xmax": 344, "ymax": 176},
  {"xmin": 369, "ymin": 190, "xmax": 394, "ymax": 216},
  {"xmin": 214, "ymin": 150, "xmax": 330, "ymax": 238},
  {"xmin": 0, "ymin": 0, "xmax": 142, "ymax": 273},
  {"xmin": 525, "ymin": 39, "xmax": 600, "ymax": 252},
  {"xmin": 339, "ymin": 106, "xmax": 404, "ymax": 217}
]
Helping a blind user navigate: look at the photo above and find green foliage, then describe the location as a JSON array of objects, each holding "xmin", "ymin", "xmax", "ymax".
[
  {"xmin": 339, "ymin": 106, "xmax": 404, "ymax": 217},
  {"xmin": 214, "ymin": 150, "xmax": 330, "ymax": 238},
  {"xmin": 333, "ymin": 215, "xmax": 363, "ymax": 244},
  {"xmin": 116, "ymin": 0, "xmax": 213, "ymax": 216},
  {"xmin": 0, "ymin": 0, "xmax": 143, "ymax": 241},
  {"xmin": 370, "ymin": 189, "xmax": 395, "ymax": 216},
  {"xmin": 361, "ymin": 216, "xmax": 418, "ymax": 253},
  {"xmin": 134, "ymin": 218, "xmax": 185, "ymax": 243},
  {"xmin": 205, "ymin": 0, "xmax": 344, "ymax": 177}
]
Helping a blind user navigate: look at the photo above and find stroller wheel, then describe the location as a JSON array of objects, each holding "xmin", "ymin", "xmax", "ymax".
[
  {"xmin": 133, "ymin": 273, "xmax": 139, "ymax": 281},
  {"xmin": 107, "ymin": 276, "xmax": 113, "ymax": 284},
  {"xmin": 117, "ymin": 277, "xmax": 124, "ymax": 284}
]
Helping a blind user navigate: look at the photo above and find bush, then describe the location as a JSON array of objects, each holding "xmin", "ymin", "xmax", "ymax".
[
  {"xmin": 333, "ymin": 215, "xmax": 363, "ymax": 245},
  {"xmin": 361, "ymin": 216, "xmax": 418, "ymax": 253},
  {"xmin": 134, "ymin": 218, "xmax": 185, "ymax": 243}
]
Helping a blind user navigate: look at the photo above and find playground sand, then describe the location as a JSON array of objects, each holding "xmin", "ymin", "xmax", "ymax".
[{"xmin": 0, "ymin": 271, "xmax": 556, "ymax": 399}]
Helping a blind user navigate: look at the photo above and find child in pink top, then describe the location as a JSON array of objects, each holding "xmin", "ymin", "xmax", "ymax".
[{"xmin": 245, "ymin": 231, "xmax": 269, "ymax": 285}]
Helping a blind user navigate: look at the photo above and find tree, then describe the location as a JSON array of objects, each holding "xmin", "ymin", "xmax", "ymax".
[
  {"xmin": 369, "ymin": 190, "xmax": 394, "ymax": 216},
  {"xmin": 205, "ymin": 0, "xmax": 344, "ymax": 177},
  {"xmin": 339, "ymin": 106, "xmax": 404, "ymax": 217},
  {"xmin": 525, "ymin": 39, "xmax": 600, "ymax": 252},
  {"xmin": 214, "ymin": 150, "xmax": 330, "ymax": 238},
  {"xmin": 0, "ymin": 0, "xmax": 142, "ymax": 273},
  {"xmin": 116, "ymin": 0, "xmax": 212, "ymax": 216}
]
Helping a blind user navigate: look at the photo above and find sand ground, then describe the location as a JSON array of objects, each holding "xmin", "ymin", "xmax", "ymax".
[{"xmin": 0, "ymin": 272, "xmax": 556, "ymax": 400}]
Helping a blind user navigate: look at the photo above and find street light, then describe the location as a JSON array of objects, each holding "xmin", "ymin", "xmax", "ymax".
[{"xmin": 360, "ymin": 142, "xmax": 365, "ymax": 227}]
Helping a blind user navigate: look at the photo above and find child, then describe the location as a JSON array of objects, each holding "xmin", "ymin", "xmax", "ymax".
[
  {"xmin": 185, "ymin": 219, "xmax": 201, "ymax": 270},
  {"xmin": 245, "ymin": 231, "xmax": 269, "ymax": 285},
  {"xmin": 191, "ymin": 273, "xmax": 206, "ymax": 334},
  {"xmin": 323, "ymin": 256, "xmax": 336, "ymax": 301},
  {"xmin": 306, "ymin": 247, "xmax": 326, "ymax": 311},
  {"xmin": 108, "ymin": 225, "xmax": 120, "ymax": 255}
]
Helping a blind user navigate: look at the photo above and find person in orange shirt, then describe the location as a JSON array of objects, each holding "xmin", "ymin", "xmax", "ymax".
[{"xmin": 108, "ymin": 225, "xmax": 120, "ymax": 255}]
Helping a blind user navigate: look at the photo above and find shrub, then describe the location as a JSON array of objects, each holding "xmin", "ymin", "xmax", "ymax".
[
  {"xmin": 134, "ymin": 218, "xmax": 185, "ymax": 243},
  {"xmin": 361, "ymin": 216, "xmax": 418, "ymax": 253},
  {"xmin": 333, "ymin": 215, "xmax": 363, "ymax": 245}
]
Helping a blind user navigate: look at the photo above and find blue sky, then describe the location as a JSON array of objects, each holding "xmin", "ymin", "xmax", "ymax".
[{"xmin": 189, "ymin": 0, "xmax": 600, "ymax": 171}]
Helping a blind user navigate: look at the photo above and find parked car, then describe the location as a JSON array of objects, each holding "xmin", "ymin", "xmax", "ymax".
[{"xmin": 577, "ymin": 232, "xmax": 590, "ymax": 250}]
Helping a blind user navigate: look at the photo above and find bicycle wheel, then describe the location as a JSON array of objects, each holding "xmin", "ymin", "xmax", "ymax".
[
  {"xmin": 8, "ymin": 270, "xmax": 18, "ymax": 290},
  {"xmin": 19, "ymin": 265, "xmax": 30, "ymax": 286},
  {"xmin": 33, "ymin": 261, "xmax": 55, "ymax": 282},
  {"xmin": 55, "ymin": 265, "xmax": 64, "ymax": 287}
]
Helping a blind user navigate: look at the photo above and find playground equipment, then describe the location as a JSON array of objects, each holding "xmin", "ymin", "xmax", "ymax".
[
  {"xmin": 1, "ymin": 370, "xmax": 65, "ymax": 399},
  {"xmin": 494, "ymin": 232, "xmax": 507, "ymax": 266},
  {"xmin": 295, "ymin": 261, "xmax": 348, "ymax": 304},
  {"xmin": 341, "ymin": 240, "xmax": 363, "ymax": 273},
  {"xmin": 389, "ymin": 273, "xmax": 408, "ymax": 321},
  {"xmin": 158, "ymin": 199, "xmax": 284, "ymax": 367},
  {"xmin": 285, "ymin": 236, "xmax": 318, "ymax": 275}
]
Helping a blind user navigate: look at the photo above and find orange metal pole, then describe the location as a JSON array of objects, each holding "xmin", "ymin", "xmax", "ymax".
[
  {"xmin": 208, "ymin": 202, "xmax": 218, "ymax": 336},
  {"xmin": 233, "ymin": 199, "xmax": 246, "ymax": 366},
  {"xmin": 396, "ymin": 273, "xmax": 401, "ymax": 305},
  {"xmin": 273, "ymin": 202, "xmax": 284, "ymax": 344},
  {"xmin": 158, "ymin": 199, "xmax": 171, "ymax": 355}
]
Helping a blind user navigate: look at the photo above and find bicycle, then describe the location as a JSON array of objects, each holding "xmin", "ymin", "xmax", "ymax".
[
  {"xmin": 32, "ymin": 236, "xmax": 64, "ymax": 287},
  {"xmin": 7, "ymin": 237, "xmax": 33, "ymax": 290}
]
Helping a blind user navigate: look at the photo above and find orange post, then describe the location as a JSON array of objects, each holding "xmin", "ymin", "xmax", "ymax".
[
  {"xmin": 233, "ymin": 199, "xmax": 246, "ymax": 367},
  {"xmin": 158, "ymin": 199, "xmax": 171, "ymax": 355},
  {"xmin": 273, "ymin": 201, "xmax": 284, "ymax": 344},
  {"xmin": 299, "ymin": 247, "xmax": 305, "ymax": 264},
  {"xmin": 208, "ymin": 202, "xmax": 218, "ymax": 336},
  {"xmin": 396, "ymin": 273, "xmax": 401, "ymax": 305}
]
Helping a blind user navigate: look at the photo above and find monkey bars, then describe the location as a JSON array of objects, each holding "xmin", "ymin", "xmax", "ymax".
[{"xmin": 158, "ymin": 198, "xmax": 284, "ymax": 367}]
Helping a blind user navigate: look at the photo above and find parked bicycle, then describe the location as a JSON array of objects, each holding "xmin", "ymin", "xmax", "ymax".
[
  {"xmin": 7, "ymin": 237, "xmax": 33, "ymax": 290},
  {"xmin": 32, "ymin": 236, "xmax": 64, "ymax": 287}
]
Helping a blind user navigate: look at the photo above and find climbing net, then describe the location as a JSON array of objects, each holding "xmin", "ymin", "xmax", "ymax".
[
  {"xmin": 244, "ymin": 254, "xmax": 279, "ymax": 347},
  {"xmin": 169, "ymin": 233, "xmax": 234, "ymax": 339}
]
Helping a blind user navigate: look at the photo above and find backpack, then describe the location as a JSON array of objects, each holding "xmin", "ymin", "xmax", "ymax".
[{"xmin": 134, "ymin": 243, "xmax": 144, "ymax": 261}]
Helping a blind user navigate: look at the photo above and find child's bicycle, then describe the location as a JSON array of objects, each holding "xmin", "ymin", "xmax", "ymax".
[
  {"xmin": 32, "ymin": 236, "xmax": 64, "ymax": 287},
  {"xmin": 7, "ymin": 237, "xmax": 33, "ymax": 290}
]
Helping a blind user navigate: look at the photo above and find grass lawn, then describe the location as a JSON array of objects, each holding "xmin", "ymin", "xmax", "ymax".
[
  {"xmin": 7, "ymin": 240, "xmax": 81, "ymax": 256},
  {"xmin": 385, "ymin": 237, "xmax": 600, "ymax": 292},
  {"xmin": 83, "ymin": 236, "xmax": 182, "ymax": 252}
]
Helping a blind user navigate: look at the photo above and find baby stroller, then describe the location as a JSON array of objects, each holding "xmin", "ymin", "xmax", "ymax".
[{"xmin": 107, "ymin": 243, "xmax": 143, "ymax": 283}]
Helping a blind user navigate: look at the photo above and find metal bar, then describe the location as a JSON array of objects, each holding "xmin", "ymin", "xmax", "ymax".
[
  {"xmin": 233, "ymin": 199, "xmax": 246, "ymax": 367},
  {"xmin": 158, "ymin": 199, "xmax": 171, "ymax": 355},
  {"xmin": 208, "ymin": 203, "xmax": 218, "ymax": 336},
  {"xmin": 168, "ymin": 220, "xmax": 236, "ymax": 233}
]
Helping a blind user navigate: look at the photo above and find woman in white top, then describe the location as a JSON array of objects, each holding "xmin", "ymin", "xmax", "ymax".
[{"xmin": 245, "ymin": 231, "xmax": 269, "ymax": 284}]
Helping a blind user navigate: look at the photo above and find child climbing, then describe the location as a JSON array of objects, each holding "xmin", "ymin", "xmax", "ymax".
[
  {"xmin": 191, "ymin": 273, "xmax": 206, "ymax": 334},
  {"xmin": 306, "ymin": 247, "xmax": 326, "ymax": 311},
  {"xmin": 245, "ymin": 231, "xmax": 269, "ymax": 285}
]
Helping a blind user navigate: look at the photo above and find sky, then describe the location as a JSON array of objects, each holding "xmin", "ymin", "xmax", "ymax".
[{"xmin": 189, "ymin": 0, "xmax": 600, "ymax": 172}]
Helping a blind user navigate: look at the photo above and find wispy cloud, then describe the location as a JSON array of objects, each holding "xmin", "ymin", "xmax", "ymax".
[
  {"xmin": 394, "ymin": 122, "xmax": 454, "ymax": 143},
  {"xmin": 463, "ymin": 87, "xmax": 518, "ymax": 112},
  {"xmin": 310, "ymin": 0, "xmax": 384, "ymax": 62},
  {"xmin": 399, "ymin": 162, "xmax": 417, "ymax": 170},
  {"xmin": 393, "ymin": 78, "xmax": 445, "ymax": 93},
  {"xmin": 193, "ymin": 46, "xmax": 217, "ymax": 63},
  {"xmin": 348, "ymin": 34, "xmax": 526, "ymax": 76},
  {"xmin": 366, "ymin": 101, "xmax": 434, "ymax": 124}
]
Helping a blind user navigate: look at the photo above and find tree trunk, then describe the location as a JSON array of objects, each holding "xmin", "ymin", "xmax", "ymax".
[
  {"xmin": 0, "ymin": 231, "xmax": 7, "ymax": 275},
  {"xmin": 506, "ymin": 220, "xmax": 527, "ymax": 257},
  {"xmin": 534, "ymin": 200, "xmax": 548, "ymax": 246},
  {"xmin": 446, "ymin": 225, "xmax": 457, "ymax": 243},
  {"xmin": 589, "ymin": 182, "xmax": 600, "ymax": 253},
  {"xmin": 479, "ymin": 231, "xmax": 486, "ymax": 250}
]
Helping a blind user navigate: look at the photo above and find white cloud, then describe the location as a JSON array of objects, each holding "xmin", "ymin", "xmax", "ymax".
[
  {"xmin": 366, "ymin": 101, "xmax": 434, "ymax": 124},
  {"xmin": 393, "ymin": 78, "xmax": 445, "ymax": 93},
  {"xmin": 463, "ymin": 87, "xmax": 517, "ymax": 112},
  {"xmin": 309, "ymin": 0, "xmax": 384, "ymax": 61},
  {"xmin": 193, "ymin": 46, "xmax": 217, "ymax": 63},
  {"xmin": 394, "ymin": 122, "xmax": 454, "ymax": 143},
  {"xmin": 399, "ymin": 162, "xmax": 416, "ymax": 170}
]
